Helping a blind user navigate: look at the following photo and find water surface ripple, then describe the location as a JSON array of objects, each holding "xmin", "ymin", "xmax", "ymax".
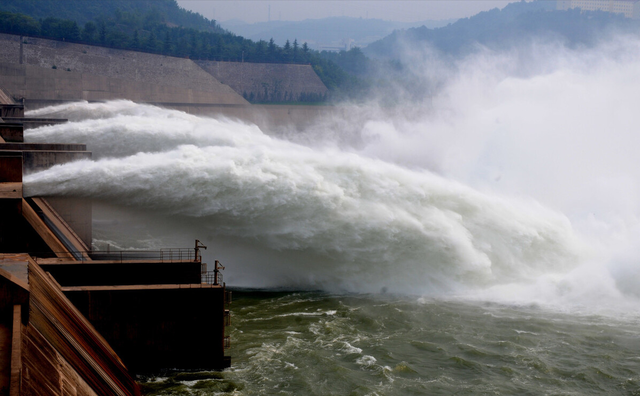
[{"xmin": 141, "ymin": 291, "xmax": 640, "ymax": 395}]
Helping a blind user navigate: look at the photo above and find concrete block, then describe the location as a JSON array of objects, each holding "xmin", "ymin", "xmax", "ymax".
[
  {"xmin": 23, "ymin": 90, "xmax": 58, "ymax": 101},
  {"xmin": 81, "ymin": 74, "xmax": 108, "ymax": 91},
  {"xmin": 22, "ymin": 151, "xmax": 91, "ymax": 174},
  {"xmin": 55, "ymin": 90, "xmax": 85, "ymax": 101},
  {"xmin": 84, "ymin": 90, "xmax": 115, "ymax": 101},
  {"xmin": 55, "ymin": 75, "xmax": 83, "ymax": 91},
  {"xmin": 25, "ymin": 78, "xmax": 56, "ymax": 91}
]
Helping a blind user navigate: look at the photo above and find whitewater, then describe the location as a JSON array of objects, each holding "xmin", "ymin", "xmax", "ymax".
[{"xmin": 22, "ymin": 38, "xmax": 640, "ymax": 394}]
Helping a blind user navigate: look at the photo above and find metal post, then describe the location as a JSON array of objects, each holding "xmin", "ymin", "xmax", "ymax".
[
  {"xmin": 214, "ymin": 260, "xmax": 225, "ymax": 285},
  {"xmin": 194, "ymin": 239, "xmax": 207, "ymax": 263}
]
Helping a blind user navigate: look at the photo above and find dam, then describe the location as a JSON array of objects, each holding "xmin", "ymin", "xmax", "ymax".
[
  {"xmin": 0, "ymin": 31, "xmax": 336, "ymax": 395},
  {"xmin": 0, "ymin": 101, "xmax": 231, "ymax": 396}
]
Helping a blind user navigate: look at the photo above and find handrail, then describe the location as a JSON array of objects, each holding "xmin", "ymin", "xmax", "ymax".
[
  {"xmin": 28, "ymin": 248, "xmax": 199, "ymax": 263},
  {"xmin": 201, "ymin": 271, "xmax": 222, "ymax": 286}
]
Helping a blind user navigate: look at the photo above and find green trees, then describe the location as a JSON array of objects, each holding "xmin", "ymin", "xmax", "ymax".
[
  {"xmin": 40, "ymin": 17, "xmax": 80, "ymax": 41},
  {"xmin": 267, "ymin": 38, "xmax": 277, "ymax": 62},
  {"xmin": 320, "ymin": 47, "xmax": 369, "ymax": 76},
  {"xmin": 82, "ymin": 21, "xmax": 96, "ymax": 41},
  {"xmin": 292, "ymin": 39, "xmax": 299, "ymax": 62},
  {"xmin": 98, "ymin": 20, "xmax": 106, "ymax": 44},
  {"xmin": 283, "ymin": 40, "xmax": 291, "ymax": 62},
  {"xmin": 0, "ymin": 12, "xmax": 40, "ymax": 36}
]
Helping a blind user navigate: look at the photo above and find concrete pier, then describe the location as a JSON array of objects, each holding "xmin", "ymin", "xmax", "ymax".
[
  {"xmin": 0, "ymin": 124, "xmax": 23, "ymax": 143},
  {"xmin": 0, "ymin": 254, "xmax": 142, "ymax": 396}
]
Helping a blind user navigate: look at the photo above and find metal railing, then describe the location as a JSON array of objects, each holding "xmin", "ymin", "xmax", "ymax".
[
  {"xmin": 90, "ymin": 248, "xmax": 197, "ymax": 263},
  {"xmin": 30, "ymin": 248, "xmax": 198, "ymax": 263},
  {"xmin": 201, "ymin": 271, "xmax": 222, "ymax": 285}
]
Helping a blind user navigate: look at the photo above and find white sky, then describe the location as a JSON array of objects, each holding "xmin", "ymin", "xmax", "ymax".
[{"xmin": 177, "ymin": 1, "xmax": 515, "ymax": 23}]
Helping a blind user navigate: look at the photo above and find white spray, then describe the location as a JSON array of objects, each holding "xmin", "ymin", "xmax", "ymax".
[{"xmin": 23, "ymin": 37, "xmax": 640, "ymax": 312}]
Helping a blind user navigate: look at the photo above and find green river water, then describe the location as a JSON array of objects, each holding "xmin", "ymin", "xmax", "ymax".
[{"xmin": 140, "ymin": 291, "xmax": 640, "ymax": 395}]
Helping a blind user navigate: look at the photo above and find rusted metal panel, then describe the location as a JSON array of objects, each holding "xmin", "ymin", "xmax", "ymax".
[
  {"xmin": 0, "ymin": 106, "xmax": 23, "ymax": 118},
  {"xmin": 0, "ymin": 319, "xmax": 10, "ymax": 395},
  {"xmin": 0, "ymin": 125, "xmax": 22, "ymax": 143},
  {"xmin": 25, "ymin": 262, "xmax": 140, "ymax": 396},
  {"xmin": 31, "ymin": 198, "xmax": 91, "ymax": 256},
  {"xmin": 9, "ymin": 306, "xmax": 21, "ymax": 396},
  {"xmin": 21, "ymin": 325, "xmax": 63, "ymax": 396},
  {"xmin": 0, "ymin": 155, "xmax": 21, "ymax": 183},
  {"xmin": 21, "ymin": 199, "xmax": 73, "ymax": 259}
]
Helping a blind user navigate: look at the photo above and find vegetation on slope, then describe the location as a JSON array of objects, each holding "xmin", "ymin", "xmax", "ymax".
[{"xmin": 0, "ymin": 0, "xmax": 222, "ymax": 33}]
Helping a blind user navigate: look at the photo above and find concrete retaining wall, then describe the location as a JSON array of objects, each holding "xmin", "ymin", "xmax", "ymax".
[
  {"xmin": 0, "ymin": 33, "xmax": 248, "ymax": 106},
  {"xmin": 196, "ymin": 60, "xmax": 328, "ymax": 102},
  {"xmin": 0, "ymin": 62, "xmax": 249, "ymax": 105}
]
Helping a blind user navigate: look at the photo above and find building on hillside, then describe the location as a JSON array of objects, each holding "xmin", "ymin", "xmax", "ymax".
[{"xmin": 557, "ymin": 0, "xmax": 640, "ymax": 18}]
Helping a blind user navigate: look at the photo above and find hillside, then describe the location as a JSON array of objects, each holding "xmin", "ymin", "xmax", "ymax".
[
  {"xmin": 364, "ymin": 1, "xmax": 640, "ymax": 59},
  {"xmin": 0, "ymin": 0, "xmax": 223, "ymax": 33}
]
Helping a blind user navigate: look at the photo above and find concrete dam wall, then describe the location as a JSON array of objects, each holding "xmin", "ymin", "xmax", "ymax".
[
  {"xmin": 196, "ymin": 60, "xmax": 328, "ymax": 102},
  {"xmin": 0, "ymin": 33, "xmax": 248, "ymax": 107},
  {"xmin": 0, "ymin": 33, "xmax": 337, "ymax": 131}
]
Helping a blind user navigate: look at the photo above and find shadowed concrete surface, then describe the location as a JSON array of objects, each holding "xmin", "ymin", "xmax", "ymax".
[
  {"xmin": 0, "ymin": 33, "xmax": 247, "ymax": 105},
  {"xmin": 196, "ymin": 60, "xmax": 328, "ymax": 102}
]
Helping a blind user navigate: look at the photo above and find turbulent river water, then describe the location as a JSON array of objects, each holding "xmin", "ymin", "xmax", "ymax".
[{"xmin": 22, "ymin": 39, "xmax": 640, "ymax": 394}]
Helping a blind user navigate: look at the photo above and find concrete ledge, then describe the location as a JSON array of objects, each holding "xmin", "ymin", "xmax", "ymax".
[
  {"xmin": 0, "ymin": 182, "xmax": 22, "ymax": 199},
  {"xmin": 0, "ymin": 124, "xmax": 23, "ymax": 142},
  {"xmin": 62, "ymin": 284, "xmax": 223, "ymax": 291},
  {"xmin": 2, "ymin": 117, "xmax": 68, "ymax": 131},
  {"xmin": 0, "ymin": 105, "xmax": 23, "ymax": 118},
  {"xmin": 0, "ymin": 143, "xmax": 86, "ymax": 151},
  {"xmin": 21, "ymin": 150, "xmax": 91, "ymax": 173}
]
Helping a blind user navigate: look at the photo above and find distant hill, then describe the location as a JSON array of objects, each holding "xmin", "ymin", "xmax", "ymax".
[
  {"xmin": 220, "ymin": 17, "xmax": 457, "ymax": 50},
  {"xmin": 0, "ymin": 0, "xmax": 223, "ymax": 33},
  {"xmin": 364, "ymin": 0, "xmax": 640, "ymax": 59}
]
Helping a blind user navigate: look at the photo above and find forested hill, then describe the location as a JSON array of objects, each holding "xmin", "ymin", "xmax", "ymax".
[
  {"xmin": 0, "ymin": 0, "xmax": 222, "ymax": 33},
  {"xmin": 364, "ymin": 1, "xmax": 640, "ymax": 59},
  {"xmin": 0, "ymin": 0, "xmax": 364, "ymax": 100}
]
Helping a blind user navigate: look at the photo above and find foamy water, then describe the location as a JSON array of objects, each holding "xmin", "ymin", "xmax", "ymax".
[
  {"xmin": 23, "ymin": 38, "xmax": 640, "ymax": 313},
  {"xmin": 24, "ymin": 100, "xmax": 584, "ymax": 295}
]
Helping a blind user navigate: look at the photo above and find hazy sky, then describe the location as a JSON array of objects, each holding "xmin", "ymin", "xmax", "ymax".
[{"xmin": 176, "ymin": 1, "xmax": 514, "ymax": 23}]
